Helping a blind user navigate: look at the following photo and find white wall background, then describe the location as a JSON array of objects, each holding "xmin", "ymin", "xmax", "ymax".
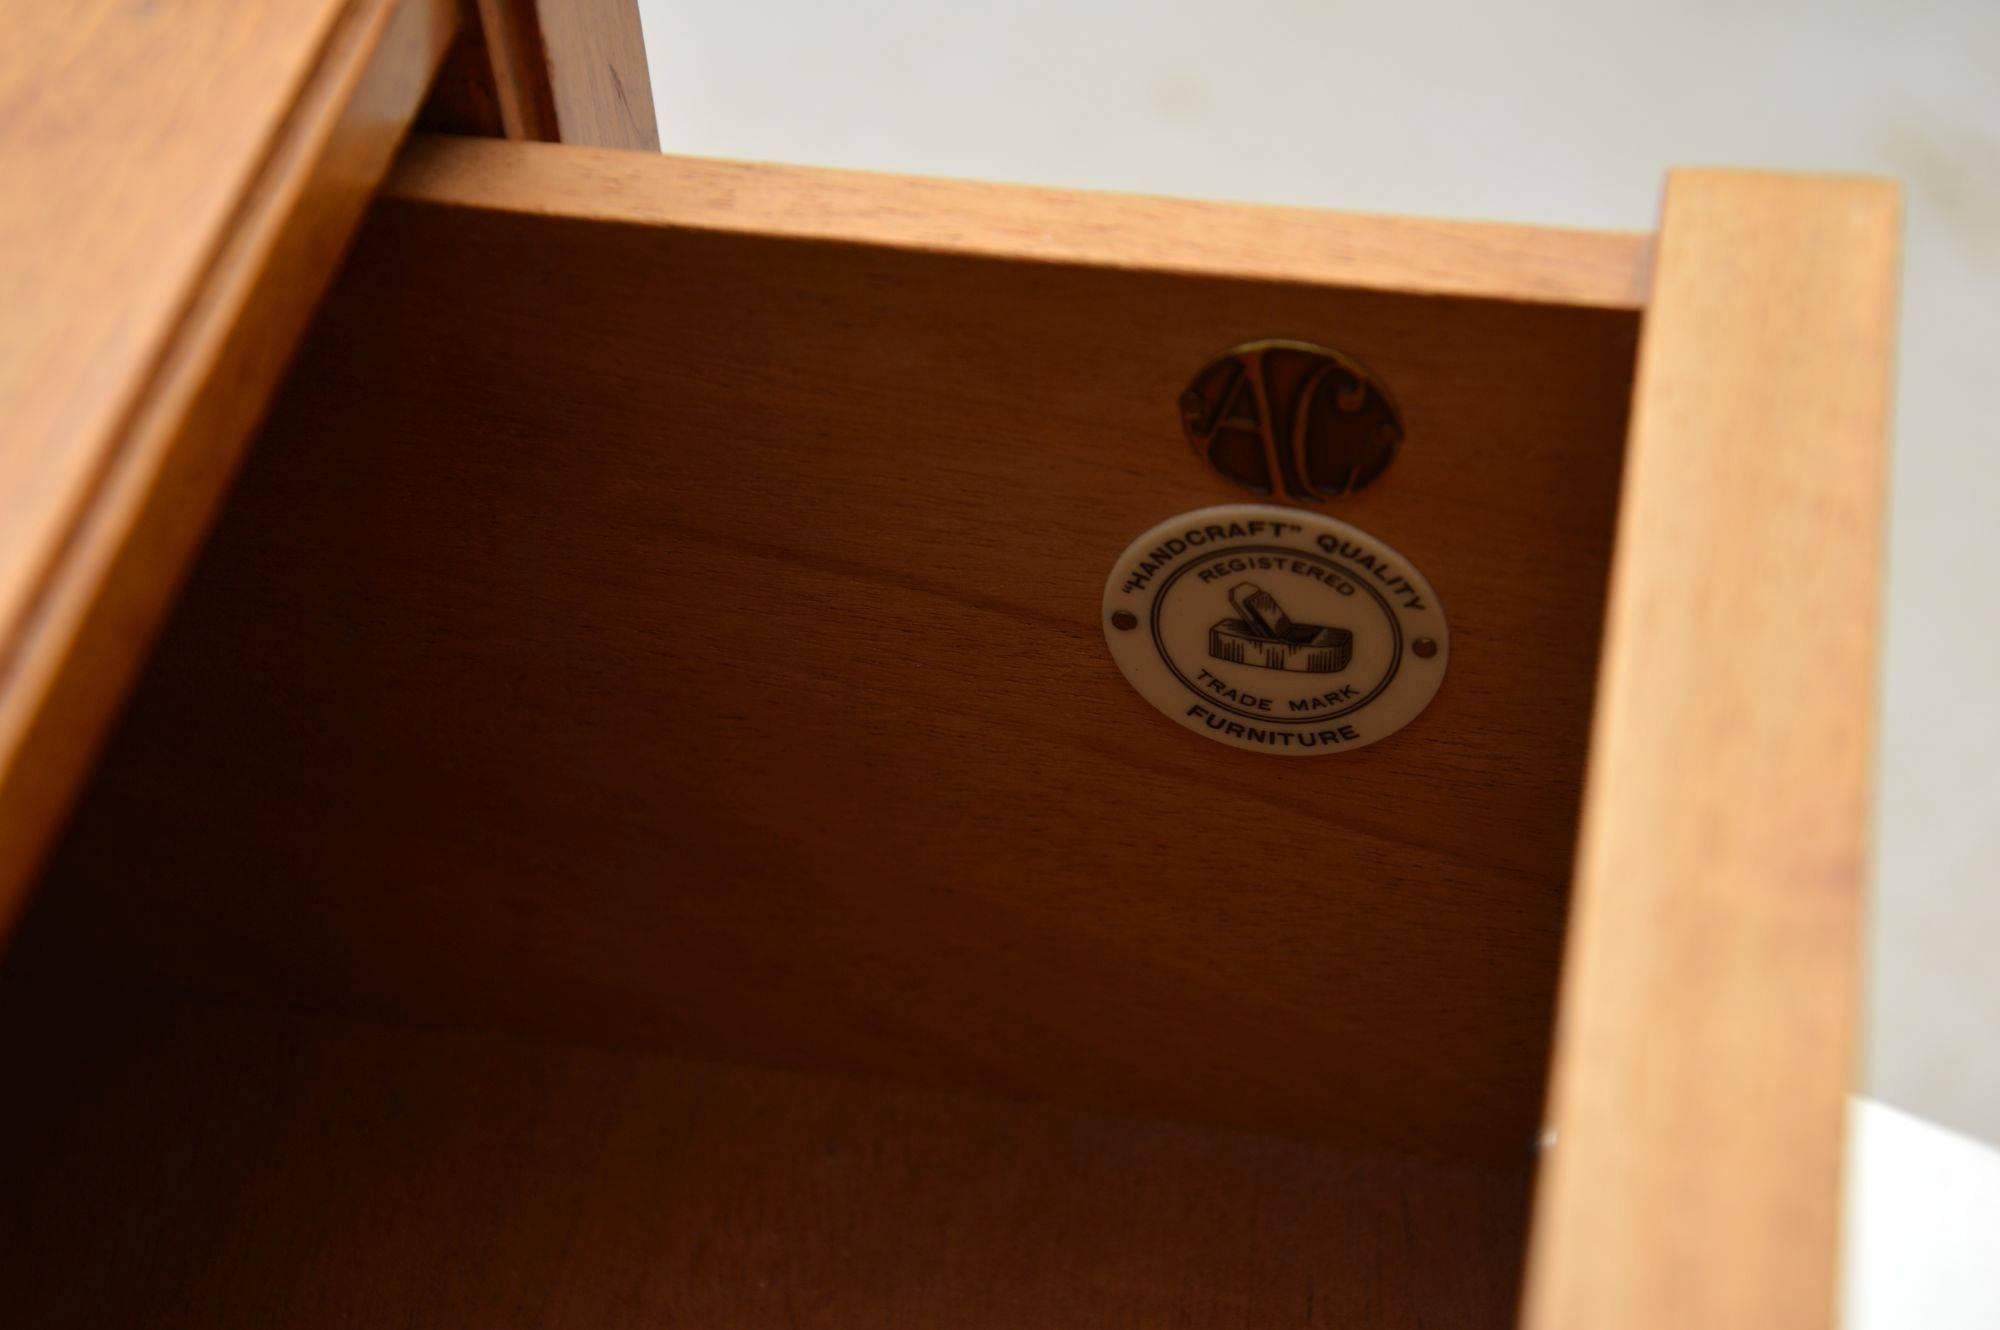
[{"xmin": 636, "ymin": 0, "xmax": 2000, "ymax": 1148}]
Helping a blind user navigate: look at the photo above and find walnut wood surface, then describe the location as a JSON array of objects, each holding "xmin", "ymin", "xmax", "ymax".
[
  {"xmin": 45, "ymin": 138, "xmax": 1642, "ymax": 1162},
  {"xmin": 0, "ymin": 0, "xmax": 457, "ymax": 936},
  {"xmin": 1520, "ymin": 170, "xmax": 1900, "ymax": 1330},
  {"xmin": 0, "ymin": 961, "xmax": 1529, "ymax": 1330}
]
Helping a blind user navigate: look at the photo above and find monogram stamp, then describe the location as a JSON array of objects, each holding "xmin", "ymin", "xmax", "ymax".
[{"xmin": 1179, "ymin": 340, "xmax": 1402, "ymax": 500}]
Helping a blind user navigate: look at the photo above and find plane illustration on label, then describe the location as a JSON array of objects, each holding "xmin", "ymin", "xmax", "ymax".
[{"xmin": 1208, "ymin": 582, "xmax": 1354, "ymax": 674}]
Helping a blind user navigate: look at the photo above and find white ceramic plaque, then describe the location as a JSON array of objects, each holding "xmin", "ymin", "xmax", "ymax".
[{"xmin": 1102, "ymin": 504, "xmax": 1448, "ymax": 756}]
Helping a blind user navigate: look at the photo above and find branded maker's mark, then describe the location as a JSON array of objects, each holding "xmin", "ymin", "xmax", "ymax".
[
  {"xmin": 1179, "ymin": 340, "xmax": 1402, "ymax": 501},
  {"xmin": 1102, "ymin": 504, "xmax": 1447, "ymax": 757}
]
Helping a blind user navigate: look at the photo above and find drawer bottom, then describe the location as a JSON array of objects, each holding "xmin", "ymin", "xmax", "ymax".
[{"xmin": 0, "ymin": 950, "xmax": 1528, "ymax": 1329}]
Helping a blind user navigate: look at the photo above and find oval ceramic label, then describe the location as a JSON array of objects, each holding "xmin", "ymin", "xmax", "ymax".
[{"xmin": 1102, "ymin": 504, "xmax": 1447, "ymax": 755}]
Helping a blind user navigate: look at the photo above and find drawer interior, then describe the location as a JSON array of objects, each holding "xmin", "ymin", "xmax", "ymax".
[
  {"xmin": 0, "ymin": 139, "xmax": 1648, "ymax": 1327},
  {"xmin": 0, "ymin": 935, "xmax": 1527, "ymax": 1328}
]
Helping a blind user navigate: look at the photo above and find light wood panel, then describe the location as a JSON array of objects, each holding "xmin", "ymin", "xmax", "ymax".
[
  {"xmin": 45, "ymin": 138, "xmax": 1641, "ymax": 1161},
  {"xmin": 391, "ymin": 136, "xmax": 1648, "ymax": 306},
  {"xmin": 0, "ymin": 978, "xmax": 1529, "ymax": 1330},
  {"xmin": 1520, "ymin": 171, "xmax": 1899, "ymax": 1330},
  {"xmin": 0, "ymin": 0, "xmax": 457, "ymax": 935},
  {"xmin": 533, "ymin": 0, "xmax": 657, "ymax": 147},
  {"xmin": 422, "ymin": 0, "xmax": 660, "ymax": 149}
]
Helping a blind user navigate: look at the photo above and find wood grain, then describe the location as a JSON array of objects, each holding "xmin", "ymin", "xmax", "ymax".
[
  {"xmin": 0, "ymin": 971, "xmax": 1530, "ymax": 1330},
  {"xmin": 1519, "ymin": 170, "xmax": 1900, "ymax": 1330},
  {"xmin": 44, "ymin": 137, "xmax": 1641, "ymax": 1161},
  {"xmin": 534, "ymin": 0, "xmax": 658, "ymax": 148},
  {"xmin": 0, "ymin": 1, "xmax": 456, "ymax": 936},
  {"xmin": 391, "ymin": 136, "xmax": 1648, "ymax": 306},
  {"xmin": 462, "ymin": 0, "xmax": 563, "ymax": 139},
  {"xmin": 421, "ymin": 0, "xmax": 660, "ymax": 149}
]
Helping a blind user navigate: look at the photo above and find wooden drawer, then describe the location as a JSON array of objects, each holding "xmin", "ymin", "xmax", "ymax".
[{"xmin": 0, "ymin": 19, "xmax": 1897, "ymax": 1329}]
